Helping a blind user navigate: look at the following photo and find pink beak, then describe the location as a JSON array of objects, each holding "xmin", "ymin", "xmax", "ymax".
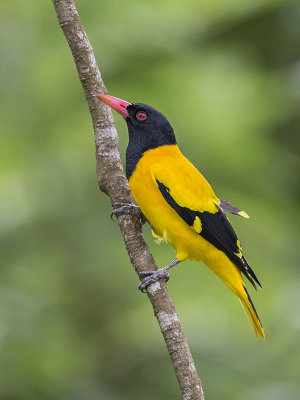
[{"xmin": 94, "ymin": 94, "xmax": 131, "ymax": 118}]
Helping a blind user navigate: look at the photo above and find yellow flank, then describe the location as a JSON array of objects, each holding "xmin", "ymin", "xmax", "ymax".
[
  {"xmin": 151, "ymin": 229, "xmax": 163, "ymax": 244},
  {"xmin": 129, "ymin": 144, "xmax": 264, "ymax": 338}
]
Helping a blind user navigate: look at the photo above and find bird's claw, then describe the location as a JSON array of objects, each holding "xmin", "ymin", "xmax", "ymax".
[
  {"xmin": 111, "ymin": 203, "xmax": 141, "ymax": 220},
  {"xmin": 138, "ymin": 268, "xmax": 170, "ymax": 292}
]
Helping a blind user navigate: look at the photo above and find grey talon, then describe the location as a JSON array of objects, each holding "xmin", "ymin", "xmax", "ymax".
[
  {"xmin": 111, "ymin": 203, "xmax": 140, "ymax": 218},
  {"xmin": 111, "ymin": 203, "xmax": 148, "ymax": 225},
  {"xmin": 138, "ymin": 258, "xmax": 180, "ymax": 292},
  {"xmin": 138, "ymin": 268, "xmax": 171, "ymax": 292},
  {"xmin": 138, "ymin": 270, "xmax": 156, "ymax": 277}
]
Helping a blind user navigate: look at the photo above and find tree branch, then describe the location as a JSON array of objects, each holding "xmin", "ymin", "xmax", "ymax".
[{"xmin": 52, "ymin": 1, "xmax": 204, "ymax": 398}]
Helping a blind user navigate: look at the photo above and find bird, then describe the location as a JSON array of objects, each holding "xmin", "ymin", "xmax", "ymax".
[{"xmin": 95, "ymin": 93, "xmax": 264, "ymax": 339}]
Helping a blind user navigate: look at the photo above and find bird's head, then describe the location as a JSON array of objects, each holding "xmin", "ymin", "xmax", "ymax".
[{"xmin": 94, "ymin": 94, "xmax": 176, "ymax": 150}]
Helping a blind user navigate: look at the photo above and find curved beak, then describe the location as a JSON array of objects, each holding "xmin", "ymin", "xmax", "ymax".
[{"xmin": 94, "ymin": 94, "xmax": 131, "ymax": 118}]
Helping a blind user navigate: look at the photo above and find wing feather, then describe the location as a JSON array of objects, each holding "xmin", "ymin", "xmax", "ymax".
[
  {"xmin": 219, "ymin": 199, "xmax": 249, "ymax": 218},
  {"xmin": 155, "ymin": 179, "xmax": 261, "ymax": 289}
]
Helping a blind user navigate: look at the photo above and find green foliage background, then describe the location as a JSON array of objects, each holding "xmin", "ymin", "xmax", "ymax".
[{"xmin": 1, "ymin": 0, "xmax": 299, "ymax": 399}]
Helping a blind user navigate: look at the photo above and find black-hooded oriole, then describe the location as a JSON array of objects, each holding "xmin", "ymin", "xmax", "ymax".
[{"xmin": 95, "ymin": 94, "xmax": 264, "ymax": 339}]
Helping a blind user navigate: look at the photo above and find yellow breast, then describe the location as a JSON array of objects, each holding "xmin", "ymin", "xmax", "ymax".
[{"xmin": 128, "ymin": 145, "xmax": 220, "ymax": 262}]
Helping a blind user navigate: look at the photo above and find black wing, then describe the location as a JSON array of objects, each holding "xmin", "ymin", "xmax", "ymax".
[{"xmin": 156, "ymin": 180, "xmax": 261, "ymax": 289}]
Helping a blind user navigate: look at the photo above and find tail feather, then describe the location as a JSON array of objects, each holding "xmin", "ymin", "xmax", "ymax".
[
  {"xmin": 204, "ymin": 252, "xmax": 264, "ymax": 338},
  {"xmin": 239, "ymin": 286, "xmax": 265, "ymax": 339},
  {"xmin": 242, "ymin": 256, "xmax": 262, "ymax": 290}
]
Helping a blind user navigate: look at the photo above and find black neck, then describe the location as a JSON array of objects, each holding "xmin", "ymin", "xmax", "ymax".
[
  {"xmin": 126, "ymin": 141, "xmax": 156, "ymax": 179},
  {"xmin": 126, "ymin": 139, "xmax": 176, "ymax": 179},
  {"xmin": 125, "ymin": 114, "xmax": 176, "ymax": 179}
]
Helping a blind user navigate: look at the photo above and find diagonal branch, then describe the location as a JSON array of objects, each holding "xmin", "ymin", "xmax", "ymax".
[{"xmin": 52, "ymin": 1, "xmax": 204, "ymax": 398}]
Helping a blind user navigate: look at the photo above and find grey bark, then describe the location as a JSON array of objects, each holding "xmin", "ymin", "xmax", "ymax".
[{"xmin": 52, "ymin": 1, "xmax": 204, "ymax": 398}]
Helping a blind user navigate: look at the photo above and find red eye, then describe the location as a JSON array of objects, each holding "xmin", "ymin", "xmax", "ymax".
[{"xmin": 136, "ymin": 111, "xmax": 147, "ymax": 120}]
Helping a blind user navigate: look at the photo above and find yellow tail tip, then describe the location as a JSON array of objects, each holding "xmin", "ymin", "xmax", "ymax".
[{"xmin": 239, "ymin": 286, "xmax": 265, "ymax": 339}]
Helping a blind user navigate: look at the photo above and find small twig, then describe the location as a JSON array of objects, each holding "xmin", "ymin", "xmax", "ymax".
[{"xmin": 52, "ymin": 1, "xmax": 204, "ymax": 398}]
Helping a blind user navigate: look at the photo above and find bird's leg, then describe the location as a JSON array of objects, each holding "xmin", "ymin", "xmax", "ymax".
[
  {"xmin": 138, "ymin": 258, "xmax": 180, "ymax": 292},
  {"xmin": 111, "ymin": 202, "xmax": 147, "ymax": 224}
]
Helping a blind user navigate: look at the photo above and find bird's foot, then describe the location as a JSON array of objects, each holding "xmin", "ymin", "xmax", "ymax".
[
  {"xmin": 111, "ymin": 202, "xmax": 146, "ymax": 223},
  {"xmin": 138, "ymin": 267, "xmax": 170, "ymax": 292}
]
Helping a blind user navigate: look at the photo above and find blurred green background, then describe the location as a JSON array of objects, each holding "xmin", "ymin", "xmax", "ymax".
[{"xmin": 1, "ymin": 0, "xmax": 299, "ymax": 399}]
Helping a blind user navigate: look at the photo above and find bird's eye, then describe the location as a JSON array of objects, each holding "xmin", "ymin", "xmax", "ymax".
[{"xmin": 136, "ymin": 111, "xmax": 147, "ymax": 121}]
